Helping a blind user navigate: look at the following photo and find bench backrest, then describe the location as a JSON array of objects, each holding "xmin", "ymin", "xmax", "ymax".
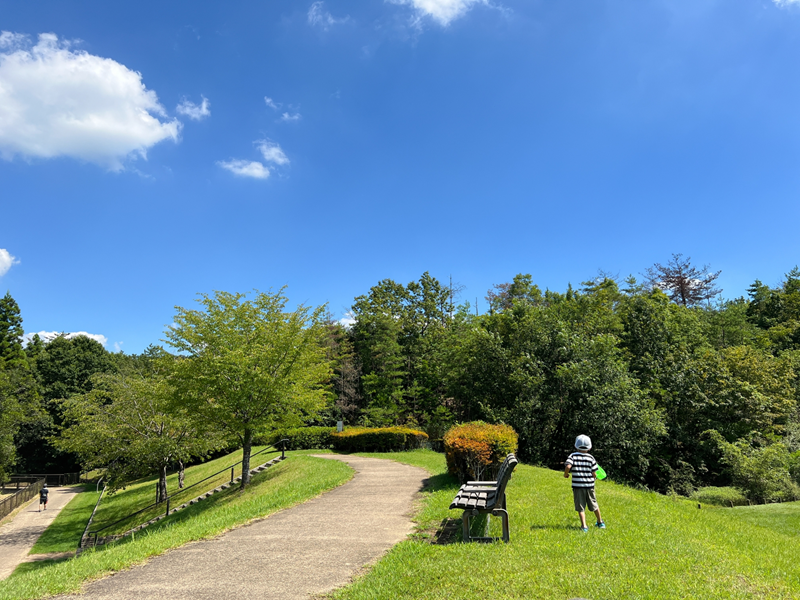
[{"xmin": 494, "ymin": 453, "xmax": 518, "ymax": 501}]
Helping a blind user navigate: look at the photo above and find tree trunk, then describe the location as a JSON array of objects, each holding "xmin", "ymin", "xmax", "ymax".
[
  {"xmin": 158, "ymin": 465, "xmax": 168, "ymax": 503},
  {"xmin": 241, "ymin": 427, "xmax": 253, "ymax": 490},
  {"xmin": 178, "ymin": 461, "xmax": 185, "ymax": 489}
]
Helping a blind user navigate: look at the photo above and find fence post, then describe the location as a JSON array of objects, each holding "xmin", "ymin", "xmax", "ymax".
[
  {"xmin": 230, "ymin": 467, "xmax": 234, "ymax": 484},
  {"xmin": 281, "ymin": 439, "xmax": 286, "ymax": 459},
  {"xmin": 166, "ymin": 498, "xmax": 170, "ymax": 518}
]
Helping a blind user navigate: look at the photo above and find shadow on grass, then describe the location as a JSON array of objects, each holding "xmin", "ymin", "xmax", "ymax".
[{"xmin": 420, "ymin": 472, "xmax": 459, "ymax": 493}]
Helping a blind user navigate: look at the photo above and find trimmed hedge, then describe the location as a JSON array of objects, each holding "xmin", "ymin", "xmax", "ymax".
[
  {"xmin": 443, "ymin": 421, "xmax": 518, "ymax": 484},
  {"xmin": 331, "ymin": 427, "xmax": 428, "ymax": 453},
  {"xmin": 270, "ymin": 427, "xmax": 336, "ymax": 450}
]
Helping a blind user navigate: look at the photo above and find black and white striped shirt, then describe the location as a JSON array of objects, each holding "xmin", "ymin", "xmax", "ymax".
[{"xmin": 566, "ymin": 452, "xmax": 598, "ymax": 488}]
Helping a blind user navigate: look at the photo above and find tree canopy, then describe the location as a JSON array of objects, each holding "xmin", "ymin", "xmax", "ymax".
[{"xmin": 165, "ymin": 289, "xmax": 332, "ymax": 488}]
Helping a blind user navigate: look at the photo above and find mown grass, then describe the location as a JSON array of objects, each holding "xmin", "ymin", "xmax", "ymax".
[
  {"xmin": 30, "ymin": 485, "xmax": 101, "ymax": 554},
  {"xmin": 89, "ymin": 445, "xmax": 279, "ymax": 536},
  {"xmin": 336, "ymin": 451, "xmax": 800, "ymax": 600},
  {"xmin": 0, "ymin": 454, "xmax": 353, "ymax": 600}
]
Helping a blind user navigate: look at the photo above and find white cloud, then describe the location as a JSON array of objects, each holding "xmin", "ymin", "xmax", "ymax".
[
  {"xmin": 217, "ymin": 159, "xmax": 271, "ymax": 179},
  {"xmin": 392, "ymin": 0, "xmax": 487, "ymax": 25},
  {"xmin": 176, "ymin": 95, "xmax": 210, "ymax": 120},
  {"xmin": 0, "ymin": 32, "xmax": 28, "ymax": 49},
  {"xmin": 339, "ymin": 312, "xmax": 356, "ymax": 328},
  {"xmin": 113, "ymin": 341, "xmax": 124, "ymax": 352},
  {"xmin": 218, "ymin": 140, "xmax": 289, "ymax": 179},
  {"xmin": 257, "ymin": 140, "xmax": 290, "ymax": 165},
  {"xmin": 27, "ymin": 331, "xmax": 109, "ymax": 346},
  {"xmin": 0, "ymin": 249, "xmax": 19, "ymax": 276},
  {"xmin": 0, "ymin": 32, "xmax": 181, "ymax": 171},
  {"xmin": 308, "ymin": 1, "xmax": 350, "ymax": 30},
  {"xmin": 280, "ymin": 112, "xmax": 302, "ymax": 122},
  {"xmin": 775, "ymin": 0, "xmax": 800, "ymax": 6},
  {"xmin": 264, "ymin": 96, "xmax": 281, "ymax": 110}
]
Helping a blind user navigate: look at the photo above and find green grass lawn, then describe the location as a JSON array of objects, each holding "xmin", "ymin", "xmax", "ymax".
[
  {"xmin": 30, "ymin": 485, "xmax": 101, "ymax": 554},
  {"xmin": 1, "ymin": 453, "xmax": 353, "ymax": 600},
  {"xmin": 336, "ymin": 450, "xmax": 800, "ymax": 600}
]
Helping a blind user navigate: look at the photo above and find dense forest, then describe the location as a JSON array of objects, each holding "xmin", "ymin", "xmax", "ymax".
[{"xmin": 1, "ymin": 255, "xmax": 799, "ymax": 502}]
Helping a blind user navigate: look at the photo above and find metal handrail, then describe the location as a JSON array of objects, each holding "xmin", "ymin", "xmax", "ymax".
[{"xmin": 89, "ymin": 441, "xmax": 287, "ymax": 537}]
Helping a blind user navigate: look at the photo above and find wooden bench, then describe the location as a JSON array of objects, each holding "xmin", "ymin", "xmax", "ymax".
[{"xmin": 449, "ymin": 453, "xmax": 518, "ymax": 543}]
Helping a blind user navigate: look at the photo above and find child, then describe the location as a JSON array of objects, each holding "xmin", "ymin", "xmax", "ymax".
[
  {"xmin": 564, "ymin": 434, "xmax": 605, "ymax": 532},
  {"xmin": 39, "ymin": 483, "xmax": 49, "ymax": 512}
]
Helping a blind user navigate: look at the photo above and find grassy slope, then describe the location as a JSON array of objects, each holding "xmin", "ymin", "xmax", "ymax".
[
  {"xmin": 90, "ymin": 445, "xmax": 279, "ymax": 536},
  {"xmin": 1, "ymin": 454, "xmax": 353, "ymax": 600},
  {"xmin": 338, "ymin": 451, "xmax": 800, "ymax": 600}
]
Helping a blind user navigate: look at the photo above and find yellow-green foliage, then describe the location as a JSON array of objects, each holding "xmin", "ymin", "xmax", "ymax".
[
  {"xmin": 331, "ymin": 427, "xmax": 428, "ymax": 452},
  {"xmin": 443, "ymin": 421, "xmax": 518, "ymax": 483}
]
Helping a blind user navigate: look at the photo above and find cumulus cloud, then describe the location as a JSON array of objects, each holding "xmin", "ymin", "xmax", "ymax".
[
  {"xmin": 264, "ymin": 96, "xmax": 281, "ymax": 110},
  {"xmin": 775, "ymin": 0, "xmax": 800, "ymax": 6},
  {"xmin": 280, "ymin": 112, "xmax": 302, "ymax": 122},
  {"xmin": 217, "ymin": 159, "xmax": 271, "ymax": 179},
  {"xmin": 308, "ymin": 1, "xmax": 350, "ymax": 30},
  {"xmin": 0, "ymin": 32, "xmax": 181, "ymax": 170},
  {"xmin": 393, "ymin": 0, "xmax": 487, "ymax": 25},
  {"xmin": 176, "ymin": 95, "xmax": 210, "ymax": 120},
  {"xmin": 0, "ymin": 249, "xmax": 19, "ymax": 276},
  {"xmin": 26, "ymin": 331, "xmax": 109, "ymax": 346},
  {"xmin": 257, "ymin": 140, "xmax": 290, "ymax": 165}
]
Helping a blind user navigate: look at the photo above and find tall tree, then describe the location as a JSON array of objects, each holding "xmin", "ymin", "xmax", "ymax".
[
  {"xmin": 0, "ymin": 292, "xmax": 27, "ymax": 367},
  {"xmin": 16, "ymin": 334, "xmax": 116, "ymax": 473},
  {"xmin": 165, "ymin": 289, "xmax": 332, "ymax": 489},
  {"xmin": 0, "ymin": 293, "xmax": 40, "ymax": 478},
  {"xmin": 56, "ymin": 355, "xmax": 221, "ymax": 498},
  {"xmin": 644, "ymin": 254, "xmax": 721, "ymax": 307}
]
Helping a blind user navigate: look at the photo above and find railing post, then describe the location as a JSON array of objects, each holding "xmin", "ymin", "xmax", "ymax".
[
  {"xmin": 230, "ymin": 467, "xmax": 234, "ymax": 484},
  {"xmin": 281, "ymin": 439, "xmax": 286, "ymax": 459},
  {"xmin": 166, "ymin": 498, "xmax": 170, "ymax": 517}
]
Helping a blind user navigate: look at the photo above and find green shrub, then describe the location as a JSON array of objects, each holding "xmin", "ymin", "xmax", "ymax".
[
  {"xmin": 690, "ymin": 486, "xmax": 749, "ymax": 507},
  {"xmin": 443, "ymin": 421, "xmax": 518, "ymax": 484},
  {"xmin": 705, "ymin": 430, "xmax": 800, "ymax": 503},
  {"xmin": 331, "ymin": 427, "xmax": 428, "ymax": 452},
  {"xmin": 269, "ymin": 427, "xmax": 336, "ymax": 450}
]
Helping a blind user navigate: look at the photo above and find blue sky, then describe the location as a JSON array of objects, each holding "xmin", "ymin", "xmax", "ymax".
[{"xmin": 1, "ymin": 0, "xmax": 800, "ymax": 353}]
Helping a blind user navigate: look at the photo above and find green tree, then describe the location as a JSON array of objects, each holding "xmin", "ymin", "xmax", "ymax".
[
  {"xmin": 351, "ymin": 272, "xmax": 454, "ymax": 430},
  {"xmin": 0, "ymin": 293, "xmax": 41, "ymax": 478},
  {"xmin": 56, "ymin": 356, "xmax": 221, "ymax": 498},
  {"xmin": 17, "ymin": 334, "xmax": 115, "ymax": 473},
  {"xmin": 165, "ymin": 289, "xmax": 332, "ymax": 489}
]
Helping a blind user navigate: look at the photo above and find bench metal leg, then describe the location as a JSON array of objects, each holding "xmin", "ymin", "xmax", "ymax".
[
  {"xmin": 491, "ymin": 508, "xmax": 510, "ymax": 543},
  {"xmin": 462, "ymin": 511, "xmax": 471, "ymax": 542}
]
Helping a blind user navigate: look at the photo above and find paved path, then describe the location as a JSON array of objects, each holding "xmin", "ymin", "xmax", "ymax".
[
  {"xmin": 55, "ymin": 455, "xmax": 428, "ymax": 600},
  {"xmin": 0, "ymin": 486, "xmax": 84, "ymax": 580}
]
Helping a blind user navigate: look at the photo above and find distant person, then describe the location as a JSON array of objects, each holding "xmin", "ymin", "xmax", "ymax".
[
  {"xmin": 564, "ymin": 435, "xmax": 605, "ymax": 532},
  {"xmin": 39, "ymin": 483, "xmax": 49, "ymax": 512}
]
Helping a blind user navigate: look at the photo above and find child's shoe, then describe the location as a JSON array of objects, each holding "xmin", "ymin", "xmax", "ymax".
[
  {"xmin": 595, "ymin": 521, "xmax": 606, "ymax": 529},
  {"xmin": 580, "ymin": 526, "xmax": 589, "ymax": 532}
]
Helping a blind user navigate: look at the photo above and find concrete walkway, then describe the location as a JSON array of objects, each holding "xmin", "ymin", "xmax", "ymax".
[
  {"xmin": 0, "ymin": 486, "xmax": 84, "ymax": 580},
  {"xmin": 55, "ymin": 455, "xmax": 428, "ymax": 600}
]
